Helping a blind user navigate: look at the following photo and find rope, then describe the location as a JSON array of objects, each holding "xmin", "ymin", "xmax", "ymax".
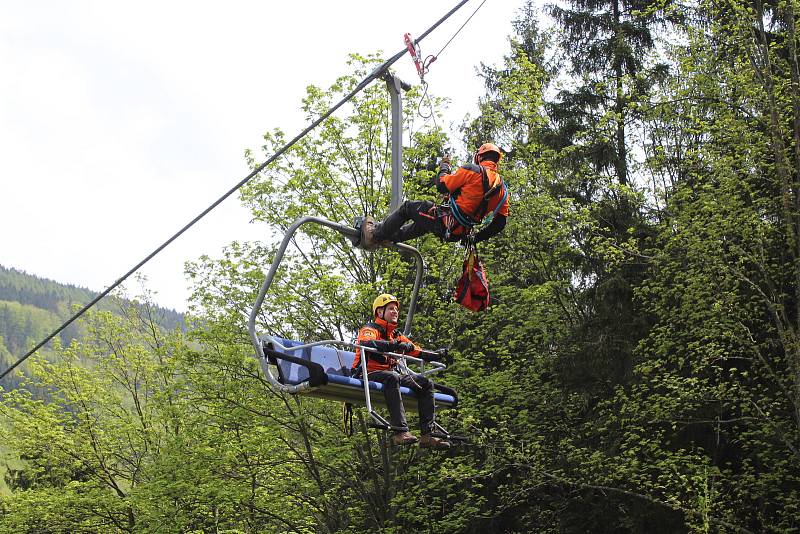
[
  {"xmin": 0, "ymin": 0, "xmax": 477, "ymax": 382},
  {"xmin": 410, "ymin": 0, "xmax": 490, "ymax": 135},
  {"xmin": 416, "ymin": 81, "xmax": 440, "ymax": 131},
  {"xmin": 343, "ymin": 403, "xmax": 354, "ymax": 437}
]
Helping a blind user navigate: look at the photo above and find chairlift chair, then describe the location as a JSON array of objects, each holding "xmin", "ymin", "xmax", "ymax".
[
  {"xmin": 248, "ymin": 218, "xmax": 458, "ymax": 435},
  {"xmin": 248, "ymin": 73, "xmax": 461, "ymax": 439}
]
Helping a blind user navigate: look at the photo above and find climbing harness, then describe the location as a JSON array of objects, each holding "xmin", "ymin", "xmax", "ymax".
[
  {"xmin": 440, "ymin": 206, "xmax": 460, "ymax": 241},
  {"xmin": 448, "ymin": 185, "xmax": 508, "ymax": 229},
  {"xmin": 445, "ymin": 166, "xmax": 509, "ymax": 237}
]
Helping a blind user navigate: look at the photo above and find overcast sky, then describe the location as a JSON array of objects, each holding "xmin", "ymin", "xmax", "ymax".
[{"xmin": 1, "ymin": 1, "xmax": 525, "ymax": 312}]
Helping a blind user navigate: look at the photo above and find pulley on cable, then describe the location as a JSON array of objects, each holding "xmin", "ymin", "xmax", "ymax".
[
  {"xmin": 403, "ymin": 32, "xmax": 440, "ymax": 127},
  {"xmin": 404, "ymin": 32, "xmax": 438, "ymax": 83},
  {"xmin": 402, "ymin": 0, "xmax": 489, "ymax": 125}
]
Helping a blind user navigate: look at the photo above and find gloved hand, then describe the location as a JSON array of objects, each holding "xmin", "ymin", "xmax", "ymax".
[
  {"xmin": 394, "ymin": 341, "xmax": 415, "ymax": 353},
  {"xmin": 419, "ymin": 347, "xmax": 448, "ymax": 362},
  {"xmin": 439, "ymin": 155, "xmax": 452, "ymax": 174},
  {"xmin": 461, "ymin": 234, "xmax": 476, "ymax": 248}
]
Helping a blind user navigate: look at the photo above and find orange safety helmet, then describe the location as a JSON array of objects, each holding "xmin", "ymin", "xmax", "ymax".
[
  {"xmin": 474, "ymin": 143, "xmax": 503, "ymax": 164},
  {"xmin": 372, "ymin": 293, "xmax": 400, "ymax": 316}
]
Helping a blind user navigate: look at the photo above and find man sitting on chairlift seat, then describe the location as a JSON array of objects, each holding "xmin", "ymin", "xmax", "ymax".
[
  {"xmin": 360, "ymin": 143, "xmax": 509, "ymax": 249},
  {"xmin": 352, "ymin": 293, "xmax": 451, "ymax": 449}
]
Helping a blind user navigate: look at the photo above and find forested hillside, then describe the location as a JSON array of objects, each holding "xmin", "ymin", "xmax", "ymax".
[
  {"xmin": 2, "ymin": 0, "xmax": 800, "ymax": 532},
  {"xmin": 0, "ymin": 265, "xmax": 184, "ymax": 390}
]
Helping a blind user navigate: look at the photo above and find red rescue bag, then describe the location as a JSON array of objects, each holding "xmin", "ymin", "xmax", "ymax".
[{"xmin": 454, "ymin": 243, "xmax": 490, "ymax": 312}]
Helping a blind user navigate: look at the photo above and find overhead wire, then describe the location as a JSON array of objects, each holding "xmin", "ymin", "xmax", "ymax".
[
  {"xmin": 412, "ymin": 0, "xmax": 490, "ymax": 130},
  {"xmin": 0, "ymin": 0, "xmax": 480, "ymax": 382},
  {"xmin": 433, "ymin": 0, "xmax": 489, "ymax": 60}
]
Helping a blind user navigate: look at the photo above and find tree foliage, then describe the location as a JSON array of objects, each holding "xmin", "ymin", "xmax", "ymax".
[{"xmin": 3, "ymin": 1, "xmax": 800, "ymax": 531}]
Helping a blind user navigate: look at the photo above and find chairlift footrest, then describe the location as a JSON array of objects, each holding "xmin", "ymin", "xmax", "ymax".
[
  {"xmin": 368, "ymin": 422, "xmax": 409, "ymax": 434},
  {"xmin": 430, "ymin": 431, "xmax": 469, "ymax": 442},
  {"xmin": 368, "ymin": 422, "xmax": 390, "ymax": 430}
]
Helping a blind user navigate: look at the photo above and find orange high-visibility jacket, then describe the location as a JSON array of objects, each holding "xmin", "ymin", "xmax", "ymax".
[
  {"xmin": 440, "ymin": 160, "xmax": 509, "ymax": 220},
  {"xmin": 352, "ymin": 316, "xmax": 421, "ymax": 374}
]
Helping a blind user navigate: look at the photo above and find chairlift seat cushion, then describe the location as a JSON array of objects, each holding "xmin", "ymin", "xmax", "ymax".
[{"xmin": 265, "ymin": 337, "xmax": 456, "ymax": 408}]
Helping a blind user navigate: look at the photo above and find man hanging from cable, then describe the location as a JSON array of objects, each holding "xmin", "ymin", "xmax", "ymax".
[
  {"xmin": 352, "ymin": 293, "xmax": 451, "ymax": 449},
  {"xmin": 359, "ymin": 143, "xmax": 509, "ymax": 249}
]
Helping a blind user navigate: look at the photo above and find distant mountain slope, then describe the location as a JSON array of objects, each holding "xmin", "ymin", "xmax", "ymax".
[
  {"xmin": 0, "ymin": 265, "xmax": 95, "ymax": 313},
  {"xmin": 0, "ymin": 264, "xmax": 184, "ymax": 390}
]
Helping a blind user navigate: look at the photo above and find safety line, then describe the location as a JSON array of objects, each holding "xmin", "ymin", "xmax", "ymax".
[
  {"xmin": 413, "ymin": 0, "xmax": 490, "ymax": 132},
  {"xmin": 0, "ymin": 0, "xmax": 476, "ymax": 382},
  {"xmin": 434, "ymin": 0, "xmax": 489, "ymax": 59}
]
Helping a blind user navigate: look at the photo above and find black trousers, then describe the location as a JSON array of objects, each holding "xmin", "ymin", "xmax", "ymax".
[
  {"xmin": 367, "ymin": 369, "xmax": 436, "ymax": 434},
  {"xmin": 374, "ymin": 200, "xmax": 460, "ymax": 243}
]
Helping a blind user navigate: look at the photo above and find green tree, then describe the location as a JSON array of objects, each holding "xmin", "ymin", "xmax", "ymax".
[
  {"xmin": 452, "ymin": 2, "xmax": 765, "ymax": 531},
  {"xmin": 606, "ymin": 0, "xmax": 800, "ymax": 529},
  {"xmin": 0, "ymin": 299, "xmax": 334, "ymax": 532}
]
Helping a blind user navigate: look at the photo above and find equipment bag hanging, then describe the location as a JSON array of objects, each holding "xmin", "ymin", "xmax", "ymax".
[{"xmin": 453, "ymin": 242, "xmax": 490, "ymax": 312}]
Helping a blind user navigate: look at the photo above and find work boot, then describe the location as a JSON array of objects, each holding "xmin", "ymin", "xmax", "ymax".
[
  {"xmin": 360, "ymin": 216, "xmax": 379, "ymax": 250},
  {"xmin": 419, "ymin": 434, "xmax": 451, "ymax": 450},
  {"xmin": 392, "ymin": 431, "xmax": 418, "ymax": 446}
]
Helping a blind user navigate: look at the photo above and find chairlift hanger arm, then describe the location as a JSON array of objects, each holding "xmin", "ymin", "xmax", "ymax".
[
  {"xmin": 249, "ymin": 216, "xmax": 424, "ymax": 393},
  {"xmin": 381, "ymin": 71, "xmax": 412, "ymax": 92}
]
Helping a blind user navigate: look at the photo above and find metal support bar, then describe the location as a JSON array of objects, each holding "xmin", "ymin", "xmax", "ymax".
[
  {"xmin": 383, "ymin": 72, "xmax": 410, "ymax": 212},
  {"xmin": 368, "ymin": 411, "xmax": 395, "ymax": 430},
  {"xmin": 360, "ymin": 345, "xmax": 373, "ymax": 413},
  {"xmin": 351, "ymin": 344, "xmax": 446, "ymax": 421}
]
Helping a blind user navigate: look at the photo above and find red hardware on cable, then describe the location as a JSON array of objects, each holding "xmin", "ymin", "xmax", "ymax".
[{"xmin": 404, "ymin": 33, "xmax": 425, "ymax": 79}]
